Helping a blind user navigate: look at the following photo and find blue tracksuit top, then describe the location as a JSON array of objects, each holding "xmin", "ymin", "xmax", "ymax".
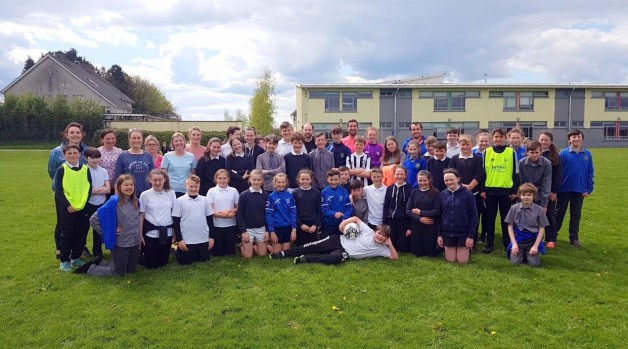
[
  {"xmin": 403, "ymin": 156, "xmax": 428, "ymax": 188},
  {"xmin": 437, "ymin": 185, "xmax": 479, "ymax": 239},
  {"xmin": 265, "ymin": 190, "xmax": 297, "ymax": 232},
  {"xmin": 321, "ymin": 185, "xmax": 352, "ymax": 227},
  {"xmin": 559, "ymin": 146, "xmax": 594, "ymax": 194}
]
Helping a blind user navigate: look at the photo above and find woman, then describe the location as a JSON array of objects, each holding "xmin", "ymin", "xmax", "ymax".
[
  {"xmin": 539, "ymin": 130, "xmax": 562, "ymax": 249},
  {"xmin": 184, "ymin": 126, "xmax": 206, "ymax": 161},
  {"xmin": 114, "ymin": 128, "xmax": 154, "ymax": 197},
  {"xmin": 406, "ymin": 170, "xmax": 441, "ymax": 257},
  {"xmin": 161, "ymin": 132, "xmax": 196, "ymax": 197},
  {"xmin": 381, "ymin": 136, "xmax": 406, "ymax": 186},
  {"xmin": 97, "ymin": 129, "xmax": 122, "ymax": 189},
  {"xmin": 48, "ymin": 122, "xmax": 88, "ymax": 258},
  {"xmin": 145, "ymin": 135, "xmax": 163, "ymax": 168},
  {"xmin": 225, "ymin": 138, "xmax": 254, "ymax": 193}
]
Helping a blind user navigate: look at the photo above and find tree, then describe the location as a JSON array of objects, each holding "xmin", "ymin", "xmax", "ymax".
[
  {"xmin": 234, "ymin": 108, "xmax": 249, "ymax": 124},
  {"xmin": 106, "ymin": 64, "xmax": 130, "ymax": 97},
  {"xmin": 129, "ymin": 75, "xmax": 176, "ymax": 117},
  {"xmin": 248, "ymin": 66, "xmax": 276, "ymax": 136},
  {"xmin": 22, "ymin": 56, "xmax": 35, "ymax": 74},
  {"xmin": 223, "ymin": 109, "xmax": 233, "ymax": 121}
]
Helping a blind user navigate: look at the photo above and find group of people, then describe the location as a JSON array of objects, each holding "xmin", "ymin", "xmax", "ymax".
[{"xmin": 48, "ymin": 119, "xmax": 594, "ymax": 275}]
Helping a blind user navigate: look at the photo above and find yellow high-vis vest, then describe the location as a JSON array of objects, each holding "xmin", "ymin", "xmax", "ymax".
[
  {"xmin": 62, "ymin": 163, "xmax": 90, "ymax": 211},
  {"xmin": 484, "ymin": 147, "xmax": 514, "ymax": 188}
]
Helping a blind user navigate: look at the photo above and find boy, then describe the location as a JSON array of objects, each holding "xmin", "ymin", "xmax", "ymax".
[
  {"xmin": 338, "ymin": 166, "xmax": 351, "ymax": 192},
  {"xmin": 243, "ymin": 127, "xmax": 264, "ymax": 164},
  {"xmin": 269, "ymin": 217, "xmax": 398, "ymax": 264},
  {"xmin": 446, "ymin": 128, "xmax": 461, "ymax": 158},
  {"xmin": 256, "ymin": 134, "xmax": 286, "ymax": 192},
  {"xmin": 518, "ymin": 141, "xmax": 552, "ymax": 210},
  {"xmin": 349, "ymin": 180, "xmax": 368, "ymax": 222},
  {"xmin": 427, "ymin": 141, "xmax": 451, "ymax": 192},
  {"xmin": 364, "ymin": 127, "xmax": 384, "ymax": 168},
  {"xmin": 506, "ymin": 183, "xmax": 549, "ymax": 267},
  {"xmin": 473, "ymin": 129, "xmax": 491, "ymax": 156},
  {"xmin": 172, "ymin": 175, "xmax": 215, "ymax": 265},
  {"xmin": 276, "ymin": 121, "xmax": 294, "ymax": 156},
  {"xmin": 284, "ymin": 132, "xmax": 312, "ymax": 189},
  {"xmin": 556, "ymin": 129, "xmax": 594, "ymax": 248},
  {"xmin": 423, "ymin": 136, "xmax": 437, "ymax": 161},
  {"xmin": 346, "ymin": 135, "xmax": 371, "ymax": 186},
  {"xmin": 363, "ymin": 168, "xmax": 386, "ymax": 229},
  {"xmin": 309, "ymin": 132, "xmax": 335, "ymax": 190},
  {"xmin": 320, "ymin": 169, "xmax": 352, "ymax": 239},
  {"xmin": 55, "ymin": 144, "xmax": 93, "ymax": 272},
  {"xmin": 83, "ymin": 147, "xmax": 110, "ymax": 259},
  {"xmin": 327, "ymin": 126, "xmax": 352, "ymax": 168}
]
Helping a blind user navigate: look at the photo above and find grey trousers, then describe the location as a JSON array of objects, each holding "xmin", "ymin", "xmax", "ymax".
[
  {"xmin": 87, "ymin": 245, "xmax": 140, "ymax": 276},
  {"xmin": 509, "ymin": 239, "xmax": 541, "ymax": 267}
]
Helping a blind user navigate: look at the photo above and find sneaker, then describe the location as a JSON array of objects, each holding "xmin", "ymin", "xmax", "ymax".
[
  {"xmin": 570, "ymin": 240, "xmax": 582, "ymax": 248},
  {"xmin": 59, "ymin": 262, "xmax": 72, "ymax": 272},
  {"xmin": 294, "ymin": 255, "xmax": 307, "ymax": 265},
  {"xmin": 482, "ymin": 246, "xmax": 494, "ymax": 254},
  {"xmin": 269, "ymin": 252, "xmax": 285, "ymax": 260},
  {"xmin": 82, "ymin": 246, "xmax": 93, "ymax": 258},
  {"xmin": 71, "ymin": 259, "xmax": 86, "ymax": 267},
  {"xmin": 478, "ymin": 237, "xmax": 487, "ymax": 244},
  {"xmin": 546, "ymin": 242, "xmax": 556, "ymax": 249}
]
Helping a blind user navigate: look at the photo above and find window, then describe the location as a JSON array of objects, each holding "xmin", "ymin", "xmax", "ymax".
[
  {"xmin": 555, "ymin": 89, "xmax": 584, "ymax": 99},
  {"xmin": 398, "ymin": 122, "xmax": 411, "ymax": 128},
  {"xmin": 324, "ymin": 92, "xmax": 340, "ymax": 112},
  {"xmin": 603, "ymin": 121, "xmax": 628, "ymax": 140},
  {"xmin": 571, "ymin": 121, "xmax": 584, "ymax": 127},
  {"xmin": 380, "ymin": 89, "xmax": 410, "ymax": 98},
  {"xmin": 310, "ymin": 91, "xmax": 372, "ymax": 112},
  {"xmin": 554, "ymin": 121, "xmax": 567, "ymax": 127},
  {"xmin": 488, "ymin": 121, "xmax": 547, "ymax": 138},
  {"xmin": 342, "ymin": 93, "xmax": 357, "ymax": 112},
  {"xmin": 380, "ymin": 122, "xmax": 393, "ymax": 128},
  {"xmin": 490, "ymin": 91, "xmax": 546, "ymax": 111},
  {"xmin": 591, "ymin": 92, "xmax": 628, "ymax": 110},
  {"xmin": 423, "ymin": 91, "xmax": 479, "ymax": 111}
]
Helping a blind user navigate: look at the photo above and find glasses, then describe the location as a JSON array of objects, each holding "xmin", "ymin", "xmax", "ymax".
[
  {"xmin": 128, "ymin": 128, "xmax": 142, "ymax": 135},
  {"xmin": 146, "ymin": 143, "xmax": 158, "ymax": 147}
]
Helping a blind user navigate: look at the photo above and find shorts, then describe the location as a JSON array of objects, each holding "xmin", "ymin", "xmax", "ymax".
[
  {"xmin": 273, "ymin": 226, "xmax": 292, "ymax": 244},
  {"xmin": 442, "ymin": 235, "xmax": 468, "ymax": 248},
  {"xmin": 245, "ymin": 227, "xmax": 266, "ymax": 243}
]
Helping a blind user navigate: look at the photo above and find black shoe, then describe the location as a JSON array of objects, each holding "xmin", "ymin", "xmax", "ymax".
[
  {"xmin": 82, "ymin": 246, "xmax": 93, "ymax": 258},
  {"xmin": 478, "ymin": 237, "xmax": 486, "ymax": 244},
  {"xmin": 269, "ymin": 252, "xmax": 285, "ymax": 260},
  {"xmin": 570, "ymin": 240, "xmax": 582, "ymax": 248},
  {"xmin": 482, "ymin": 246, "xmax": 494, "ymax": 254},
  {"xmin": 55, "ymin": 250, "xmax": 61, "ymax": 260},
  {"xmin": 93, "ymin": 256, "xmax": 103, "ymax": 265},
  {"xmin": 294, "ymin": 255, "xmax": 307, "ymax": 264},
  {"xmin": 74, "ymin": 261, "xmax": 94, "ymax": 274}
]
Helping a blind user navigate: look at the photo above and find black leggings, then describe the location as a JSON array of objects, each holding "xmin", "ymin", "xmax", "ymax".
[{"xmin": 282, "ymin": 235, "xmax": 349, "ymax": 265}]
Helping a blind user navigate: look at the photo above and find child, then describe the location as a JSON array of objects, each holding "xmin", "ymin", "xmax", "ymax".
[
  {"xmin": 427, "ymin": 141, "xmax": 451, "ymax": 192},
  {"xmin": 266, "ymin": 173, "xmax": 297, "ymax": 253},
  {"xmin": 237, "ymin": 169, "xmax": 270, "ymax": 258},
  {"xmin": 292, "ymin": 169, "xmax": 322, "ymax": 246},
  {"xmin": 81, "ymin": 175, "xmax": 141, "ymax": 276},
  {"xmin": 139, "ymin": 169, "xmax": 177, "ymax": 268},
  {"xmin": 83, "ymin": 147, "xmax": 110, "ymax": 259},
  {"xmin": 225, "ymin": 137, "xmax": 255, "ymax": 193},
  {"xmin": 284, "ymin": 132, "xmax": 313, "ymax": 189},
  {"xmin": 309, "ymin": 132, "xmax": 335, "ymax": 190},
  {"xmin": 538, "ymin": 130, "xmax": 562, "ymax": 249},
  {"xmin": 161, "ymin": 132, "xmax": 197, "ymax": 197},
  {"xmin": 349, "ymin": 180, "xmax": 368, "ymax": 222},
  {"xmin": 508, "ymin": 128, "xmax": 527, "ymax": 161},
  {"xmin": 406, "ymin": 170, "xmax": 441, "ymax": 257},
  {"xmin": 327, "ymin": 126, "xmax": 351, "ymax": 168},
  {"xmin": 346, "ymin": 135, "xmax": 371, "ymax": 186},
  {"xmin": 55, "ymin": 144, "xmax": 92, "ymax": 272},
  {"xmin": 506, "ymin": 183, "xmax": 549, "ymax": 267},
  {"xmin": 403, "ymin": 140, "xmax": 427, "ymax": 188},
  {"xmin": 423, "ymin": 136, "xmax": 437, "ymax": 161},
  {"xmin": 383, "ymin": 166, "xmax": 413, "ymax": 252},
  {"xmin": 172, "ymin": 175, "xmax": 215, "ymax": 264},
  {"xmin": 518, "ymin": 141, "xmax": 552, "ymax": 211},
  {"xmin": 276, "ymin": 121, "xmax": 294, "ymax": 156},
  {"xmin": 381, "ymin": 136, "xmax": 406, "ymax": 186},
  {"xmin": 196, "ymin": 137, "xmax": 225, "ymax": 195},
  {"xmin": 243, "ymin": 127, "xmax": 265, "ymax": 164},
  {"xmin": 445, "ymin": 128, "xmax": 461, "ymax": 158},
  {"xmin": 206, "ymin": 169, "xmax": 239, "ymax": 256},
  {"xmin": 256, "ymin": 135, "xmax": 286, "ymax": 193},
  {"xmin": 364, "ymin": 127, "xmax": 384, "ymax": 168},
  {"xmin": 437, "ymin": 169, "xmax": 478, "ymax": 264},
  {"xmin": 472, "ymin": 129, "xmax": 491, "ymax": 155},
  {"xmin": 338, "ymin": 166, "xmax": 351, "ymax": 192},
  {"xmin": 363, "ymin": 168, "xmax": 386, "ymax": 229},
  {"xmin": 321, "ymin": 169, "xmax": 352, "ymax": 239}
]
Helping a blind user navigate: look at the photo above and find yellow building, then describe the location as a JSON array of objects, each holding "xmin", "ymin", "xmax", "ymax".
[{"xmin": 295, "ymin": 81, "xmax": 628, "ymax": 147}]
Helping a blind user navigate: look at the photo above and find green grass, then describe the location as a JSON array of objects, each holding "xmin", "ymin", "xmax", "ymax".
[{"xmin": 0, "ymin": 149, "xmax": 626, "ymax": 348}]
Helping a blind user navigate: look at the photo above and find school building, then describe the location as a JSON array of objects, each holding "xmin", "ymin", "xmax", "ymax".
[{"xmin": 294, "ymin": 78, "xmax": 628, "ymax": 147}]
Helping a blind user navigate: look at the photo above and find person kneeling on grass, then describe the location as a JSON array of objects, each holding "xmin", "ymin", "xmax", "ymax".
[
  {"xmin": 505, "ymin": 183, "xmax": 549, "ymax": 267},
  {"xmin": 269, "ymin": 217, "xmax": 398, "ymax": 265}
]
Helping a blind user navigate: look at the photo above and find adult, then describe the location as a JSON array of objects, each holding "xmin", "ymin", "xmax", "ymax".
[
  {"xmin": 225, "ymin": 137, "xmax": 255, "ymax": 193},
  {"xmin": 114, "ymin": 128, "xmax": 154, "ymax": 197},
  {"xmin": 161, "ymin": 142, "xmax": 171, "ymax": 155},
  {"xmin": 144, "ymin": 135, "xmax": 163, "ymax": 168},
  {"xmin": 161, "ymin": 132, "xmax": 197, "ymax": 197},
  {"xmin": 342, "ymin": 119, "xmax": 359, "ymax": 153},
  {"xmin": 276, "ymin": 121, "xmax": 294, "ymax": 156},
  {"xmin": 538, "ymin": 130, "xmax": 562, "ymax": 249},
  {"xmin": 49, "ymin": 122, "xmax": 88, "ymax": 258},
  {"xmin": 243, "ymin": 127, "xmax": 264, "ymax": 164},
  {"xmin": 302, "ymin": 123, "xmax": 316, "ymax": 153},
  {"xmin": 220, "ymin": 126, "xmax": 241, "ymax": 158},
  {"xmin": 402, "ymin": 122, "xmax": 427, "ymax": 157},
  {"xmin": 185, "ymin": 126, "xmax": 206, "ymax": 161},
  {"xmin": 96, "ymin": 129, "xmax": 122, "ymax": 191}
]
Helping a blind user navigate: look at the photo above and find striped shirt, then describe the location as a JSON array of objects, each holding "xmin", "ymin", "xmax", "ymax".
[{"xmin": 346, "ymin": 152, "xmax": 371, "ymax": 186}]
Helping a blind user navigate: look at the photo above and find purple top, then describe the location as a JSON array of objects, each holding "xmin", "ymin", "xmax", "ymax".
[{"xmin": 364, "ymin": 143, "xmax": 384, "ymax": 168}]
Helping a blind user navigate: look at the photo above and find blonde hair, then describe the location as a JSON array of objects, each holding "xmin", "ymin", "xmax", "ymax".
[
  {"xmin": 170, "ymin": 132, "xmax": 186, "ymax": 149},
  {"xmin": 458, "ymin": 134, "xmax": 473, "ymax": 145},
  {"xmin": 273, "ymin": 173, "xmax": 289, "ymax": 188},
  {"xmin": 144, "ymin": 134, "xmax": 160, "ymax": 147}
]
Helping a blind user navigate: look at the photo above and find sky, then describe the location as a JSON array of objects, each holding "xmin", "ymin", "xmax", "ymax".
[{"xmin": 2, "ymin": 0, "xmax": 628, "ymax": 123}]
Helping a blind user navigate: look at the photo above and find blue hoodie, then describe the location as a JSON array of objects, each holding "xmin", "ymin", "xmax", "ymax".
[
  {"xmin": 321, "ymin": 185, "xmax": 352, "ymax": 227},
  {"xmin": 438, "ymin": 185, "xmax": 478, "ymax": 239},
  {"xmin": 265, "ymin": 190, "xmax": 297, "ymax": 232},
  {"xmin": 559, "ymin": 146, "xmax": 594, "ymax": 194}
]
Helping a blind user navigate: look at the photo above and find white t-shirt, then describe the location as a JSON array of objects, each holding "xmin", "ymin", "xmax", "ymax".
[
  {"xmin": 363, "ymin": 184, "xmax": 386, "ymax": 225},
  {"xmin": 139, "ymin": 188, "xmax": 177, "ymax": 238},
  {"xmin": 206, "ymin": 185, "xmax": 239, "ymax": 227},
  {"xmin": 276, "ymin": 139, "xmax": 293, "ymax": 156},
  {"xmin": 340, "ymin": 222, "xmax": 391, "ymax": 259},
  {"xmin": 88, "ymin": 165, "xmax": 109, "ymax": 206},
  {"xmin": 172, "ymin": 194, "xmax": 214, "ymax": 244}
]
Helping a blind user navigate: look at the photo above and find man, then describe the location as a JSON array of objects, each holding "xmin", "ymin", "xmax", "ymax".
[
  {"xmin": 276, "ymin": 121, "xmax": 294, "ymax": 156},
  {"xmin": 342, "ymin": 119, "xmax": 359, "ymax": 153},
  {"xmin": 269, "ymin": 217, "xmax": 398, "ymax": 264},
  {"xmin": 402, "ymin": 122, "xmax": 427, "ymax": 157},
  {"xmin": 220, "ymin": 126, "xmax": 241, "ymax": 157},
  {"xmin": 302, "ymin": 123, "xmax": 316, "ymax": 154}
]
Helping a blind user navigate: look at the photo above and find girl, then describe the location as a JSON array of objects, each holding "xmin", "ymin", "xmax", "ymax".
[
  {"xmin": 437, "ymin": 169, "xmax": 478, "ymax": 264},
  {"xmin": 406, "ymin": 170, "xmax": 441, "ymax": 257},
  {"xmin": 185, "ymin": 126, "xmax": 206, "ymax": 161},
  {"xmin": 114, "ymin": 128, "xmax": 154, "ymax": 197},
  {"xmin": 539, "ymin": 130, "xmax": 562, "ymax": 249},
  {"xmin": 381, "ymin": 136, "xmax": 406, "ymax": 186},
  {"xmin": 236, "ymin": 169, "xmax": 269, "ymax": 259},
  {"xmin": 161, "ymin": 132, "xmax": 197, "ymax": 197},
  {"xmin": 383, "ymin": 166, "xmax": 413, "ymax": 252},
  {"xmin": 82, "ymin": 175, "xmax": 142, "ymax": 276},
  {"xmin": 206, "ymin": 169, "xmax": 239, "ymax": 256},
  {"xmin": 226, "ymin": 138, "xmax": 255, "ymax": 193},
  {"xmin": 265, "ymin": 173, "xmax": 297, "ymax": 253},
  {"xmin": 508, "ymin": 128, "xmax": 527, "ymax": 161},
  {"xmin": 197, "ymin": 137, "xmax": 225, "ymax": 195},
  {"xmin": 145, "ymin": 135, "xmax": 163, "ymax": 168},
  {"xmin": 139, "ymin": 169, "xmax": 177, "ymax": 269},
  {"xmin": 292, "ymin": 169, "xmax": 321, "ymax": 246},
  {"xmin": 402, "ymin": 140, "xmax": 427, "ymax": 188}
]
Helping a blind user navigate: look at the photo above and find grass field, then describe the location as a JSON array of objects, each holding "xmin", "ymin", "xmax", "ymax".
[{"xmin": 0, "ymin": 149, "xmax": 626, "ymax": 349}]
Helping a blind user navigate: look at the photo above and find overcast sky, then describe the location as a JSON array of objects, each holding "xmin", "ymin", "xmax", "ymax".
[{"xmin": 2, "ymin": 0, "xmax": 628, "ymax": 123}]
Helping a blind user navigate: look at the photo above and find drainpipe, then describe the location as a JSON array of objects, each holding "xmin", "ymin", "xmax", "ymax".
[
  {"xmin": 393, "ymin": 87, "xmax": 399, "ymax": 137},
  {"xmin": 568, "ymin": 87, "xmax": 576, "ymax": 132}
]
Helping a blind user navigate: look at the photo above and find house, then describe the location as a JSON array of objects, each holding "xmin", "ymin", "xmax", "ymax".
[{"xmin": 1, "ymin": 53, "xmax": 133, "ymax": 113}]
